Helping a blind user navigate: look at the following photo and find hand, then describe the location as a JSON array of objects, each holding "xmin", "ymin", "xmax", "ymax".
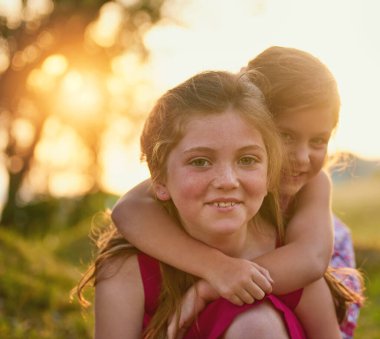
[
  {"xmin": 205, "ymin": 256, "xmax": 273, "ymax": 305},
  {"xmin": 167, "ymin": 280, "xmax": 217, "ymax": 339}
]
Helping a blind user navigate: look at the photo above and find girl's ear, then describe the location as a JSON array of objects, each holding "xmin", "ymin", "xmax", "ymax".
[{"xmin": 154, "ymin": 183, "xmax": 171, "ymax": 201}]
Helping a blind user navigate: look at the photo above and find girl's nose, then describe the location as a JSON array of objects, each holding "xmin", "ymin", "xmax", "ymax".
[
  {"xmin": 291, "ymin": 144, "xmax": 311, "ymax": 168},
  {"xmin": 213, "ymin": 165, "xmax": 239, "ymax": 189}
]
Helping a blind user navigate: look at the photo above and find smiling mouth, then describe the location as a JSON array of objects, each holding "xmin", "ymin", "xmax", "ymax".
[
  {"xmin": 210, "ymin": 202, "xmax": 239, "ymax": 208},
  {"xmin": 284, "ymin": 171, "xmax": 306, "ymax": 178}
]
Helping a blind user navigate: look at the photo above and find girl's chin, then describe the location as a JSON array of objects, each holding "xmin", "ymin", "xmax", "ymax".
[{"xmin": 280, "ymin": 183, "xmax": 303, "ymax": 198}]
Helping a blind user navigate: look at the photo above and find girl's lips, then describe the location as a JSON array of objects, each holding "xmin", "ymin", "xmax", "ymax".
[
  {"xmin": 282, "ymin": 170, "xmax": 307, "ymax": 180},
  {"xmin": 206, "ymin": 199, "xmax": 242, "ymax": 211},
  {"xmin": 210, "ymin": 201, "xmax": 238, "ymax": 208}
]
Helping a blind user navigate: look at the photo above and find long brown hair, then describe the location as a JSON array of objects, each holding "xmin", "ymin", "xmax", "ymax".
[
  {"xmin": 142, "ymin": 70, "xmax": 284, "ymax": 337},
  {"xmin": 74, "ymin": 70, "xmax": 285, "ymax": 338},
  {"xmin": 247, "ymin": 46, "xmax": 340, "ymax": 128}
]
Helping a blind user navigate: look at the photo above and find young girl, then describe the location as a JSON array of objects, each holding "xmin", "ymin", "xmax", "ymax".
[
  {"xmin": 77, "ymin": 70, "xmax": 308, "ymax": 338},
  {"xmin": 111, "ymin": 47, "xmax": 363, "ymax": 337}
]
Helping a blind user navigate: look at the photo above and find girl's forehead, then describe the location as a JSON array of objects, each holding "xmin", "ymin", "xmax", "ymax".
[
  {"xmin": 275, "ymin": 106, "xmax": 336, "ymax": 131},
  {"xmin": 179, "ymin": 110, "xmax": 265, "ymax": 145}
]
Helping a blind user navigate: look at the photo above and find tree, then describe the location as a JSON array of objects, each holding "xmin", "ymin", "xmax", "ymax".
[{"xmin": 0, "ymin": 0, "xmax": 165, "ymax": 226}]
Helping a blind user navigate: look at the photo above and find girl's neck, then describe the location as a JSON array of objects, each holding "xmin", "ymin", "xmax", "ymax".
[
  {"xmin": 192, "ymin": 218, "xmax": 276, "ymax": 260},
  {"xmin": 194, "ymin": 227, "xmax": 251, "ymax": 258},
  {"xmin": 280, "ymin": 194, "xmax": 298, "ymax": 226},
  {"xmin": 280, "ymin": 194, "xmax": 295, "ymax": 214}
]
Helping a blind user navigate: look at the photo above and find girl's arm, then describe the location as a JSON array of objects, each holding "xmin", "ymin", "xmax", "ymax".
[
  {"xmin": 94, "ymin": 255, "xmax": 144, "ymax": 338},
  {"xmin": 254, "ymin": 170, "xmax": 334, "ymax": 294},
  {"xmin": 112, "ymin": 170, "xmax": 333, "ymax": 299},
  {"xmin": 111, "ymin": 180, "xmax": 273, "ymax": 305},
  {"xmin": 294, "ymin": 277, "xmax": 341, "ymax": 339}
]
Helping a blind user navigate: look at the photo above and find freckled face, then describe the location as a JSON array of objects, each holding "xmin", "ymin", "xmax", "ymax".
[
  {"xmin": 275, "ymin": 107, "xmax": 336, "ymax": 198},
  {"xmin": 158, "ymin": 110, "xmax": 269, "ymax": 247}
]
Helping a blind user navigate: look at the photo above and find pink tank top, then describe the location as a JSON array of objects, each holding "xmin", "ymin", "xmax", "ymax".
[{"xmin": 138, "ymin": 253, "xmax": 305, "ymax": 339}]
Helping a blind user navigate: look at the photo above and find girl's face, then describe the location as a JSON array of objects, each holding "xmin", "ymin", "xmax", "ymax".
[
  {"xmin": 275, "ymin": 107, "xmax": 336, "ymax": 198},
  {"xmin": 156, "ymin": 110, "xmax": 269, "ymax": 251}
]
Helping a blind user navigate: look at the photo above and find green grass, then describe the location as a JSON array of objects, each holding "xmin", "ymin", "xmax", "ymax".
[
  {"xmin": 0, "ymin": 218, "xmax": 95, "ymax": 338},
  {"xmin": 332, "ymin": 175, "xmax": 380, "ymax": 338},
  {"xmin": 0, "ymin": 175, "xmax": 378, "ymax": 337}
]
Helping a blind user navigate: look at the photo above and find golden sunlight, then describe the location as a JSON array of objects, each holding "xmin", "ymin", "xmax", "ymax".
[
  {"xmin": 33, "ymin": 117, "xmax": 94, "ymax": 196},
  {"xmin": 0, "ymin": 0, "xmax": 22, "ymax": 28},
  {"xmin": 0, "ymin": 38, "xmax": 10, "ymax": 74},
  {"xmin": 55, "ymin": 70, "xmax": 105, "ymax": 121},
  {"xmin": 99, "ymin": 117, "xmax": 149, "ymax": 194},
  {"xmin": 27, "ymin": 54, "xmax": 67, "ymax": 93},
  {"xmin": 143, "ymin": 0, "xmax": 380, "ymax": 161},
  {"xmin": 86, "ymin": 1, "xmax": 123, "ymax": 48},
  {"xmin": 35, "ymin": 117, "xmax": 92, "ymax": 169},
  {"xmin": 11, "ymin": 118, "xmax": 35, "ymax": 149},
  {"xmin": 42, "ymin": 54, "xmax": 68, "ymax": 76},
  {"xmin": 47, "ymin": 170, "xmax": 94, "ymax": 197},
  {"xmin": 99, "ymin": 140, "xmax": 149, "ymax": 195}
]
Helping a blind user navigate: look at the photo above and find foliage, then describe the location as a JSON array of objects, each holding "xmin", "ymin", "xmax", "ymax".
[
  {"xmin": 0, "ymin": 220, "xmax": 94, "ymax": 338},
  {"xmin": 7, "ymin": 191, "xmax": 118, "ymax": 237},
  {"xmin": 0, "ymin": 0, "xmax": 165, "ymax": 226}
]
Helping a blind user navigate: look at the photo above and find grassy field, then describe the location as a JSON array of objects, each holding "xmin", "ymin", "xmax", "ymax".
[
  {"xmin": 332, "ymin": 175, "xmax": 380, "ymax": 338},
  {"xmin": 1, "ymin": 175, "xmax": 379, "ymax": 338}
]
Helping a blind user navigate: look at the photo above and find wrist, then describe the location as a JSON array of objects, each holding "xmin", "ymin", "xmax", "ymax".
[
  {"xmin": 196, "ymin": 247, "xmax": 229, "ymax": 281},
  {"xmin": 196, "ymin": 280, "xmax": 219, "ymax": 302}
]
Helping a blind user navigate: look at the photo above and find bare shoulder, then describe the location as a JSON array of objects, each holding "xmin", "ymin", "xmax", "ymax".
[
  {"xmin": 299, "ymin": 170, "xmax": 332, "ymax": 199},
  {"xmin": 95, "ymin": 254, "xmax": 145, "ymax": 338},
  {"xmin": 308, "ymin": 170, "xmax": 332, "ymax": 188},
  {"xmin": 96, "ymin": 254, "xmax": 142, "ymax": 290},
  {"xmin": 111, "ymin": 179, "xmax": 153, "ymax": 221}
]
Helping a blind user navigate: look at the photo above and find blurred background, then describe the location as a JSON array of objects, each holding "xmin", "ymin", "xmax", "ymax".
[{"xmin": 0, "ymin": 0, "xmax": 379, "ymax": 337}]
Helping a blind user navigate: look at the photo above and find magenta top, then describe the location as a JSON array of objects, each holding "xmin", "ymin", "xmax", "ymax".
[{"xmin": 138, "ymin": 253, "xmax": 305, "ymax": 339}]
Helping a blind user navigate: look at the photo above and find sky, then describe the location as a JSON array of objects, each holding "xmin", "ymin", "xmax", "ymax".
[{"xmin": 143, "ymin": 0, "xmax": 380, "ymax": 160}]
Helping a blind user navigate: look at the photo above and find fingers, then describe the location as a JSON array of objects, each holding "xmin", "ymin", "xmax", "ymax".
[
  {"xmin": 229, "ymin": 294, "xmax": 245, "ymax": 306},
  {"xmin": 243, "ymin": 279, "xmax": 267, "ymax": 301},
  {"xmin": 167, "ymin": 318, "xmax": 176, "ymax": 339},
  {"xmin": 253, "ymin": 263, "xmax": 274, "ymax": 285},
  {"xmin": 235, "ymin": 288, "xmax": 255, "ymax": 304},
  {"xmin": 250, "ymin": 268, "xmax": 273, "ymax": 295},
  {"xmin": 221, "ymin": 265, "xmax": 273, "ymax": 305}
]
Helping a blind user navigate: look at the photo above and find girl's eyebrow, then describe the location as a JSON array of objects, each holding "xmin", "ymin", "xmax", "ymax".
[
  {"xmin": 239, "ymin": 145, "xmax": 266, "ymax": 153},
  {"xmin": 279, "ymin": 127, "xmax": 331, "ymax": 136},
  {"xmin": 183, "ymin": 147, "xmax": 215, "ymax": 154},
  {"xmin": 183, "ymin": 145, "xmax": 266, "ymax": 155}
]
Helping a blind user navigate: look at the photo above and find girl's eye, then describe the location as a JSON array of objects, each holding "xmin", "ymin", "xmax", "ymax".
[
  {"xmin": 189, "ymin": 158, "xmax": 210, "ymax": 167},
  {"xmin": 238, "ymin": 156, "xmax": 257, "ymax": 166},
  {"xmin": 311, "ymin": 138, "xmax": 328, "ymax": 147},
  {"xmin": 281, "ymin": 132, "xmax": 293, "ymax": 143}
]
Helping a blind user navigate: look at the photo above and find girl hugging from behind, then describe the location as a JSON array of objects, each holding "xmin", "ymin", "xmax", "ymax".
[{"xmin": 75, "ymin": 47, "xmax": 364, "ymax": 339}]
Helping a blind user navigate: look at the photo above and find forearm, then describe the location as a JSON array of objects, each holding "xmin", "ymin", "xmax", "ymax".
[
  {"xmin": 294, "ymin": 278, "xmax": 340, "ymax": 339},
  {"xmin": 111, "ymin": 182, "xmax": 228, "ymax": 279},
  {"xmin": 258, "ymin": 172, "xmax": 334, "ymax": 294},
  {"xmin": 253, "ymin": 241, "xmax": 327, "ymax": 294}
]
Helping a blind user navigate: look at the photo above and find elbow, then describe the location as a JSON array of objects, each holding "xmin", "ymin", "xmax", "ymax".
[
  {"xmin": 110, "ymin": 205, "xmax": 124, "ymax": 235},
  {"xmin": 110, "ymin": 197, "xmax": 134, "ymax": 234},
  {"xmin": 110, "ymin": 202, "xmax": 122, "ymax": 225},
  {"xmin": 310, "ymin": 250, "xmax": 330, "ymax": 280}
]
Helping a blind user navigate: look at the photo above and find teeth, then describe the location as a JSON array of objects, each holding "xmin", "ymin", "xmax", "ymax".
[{"xmin": 213, "ymin": 202, "xmax": 236, "ymax": 208}]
